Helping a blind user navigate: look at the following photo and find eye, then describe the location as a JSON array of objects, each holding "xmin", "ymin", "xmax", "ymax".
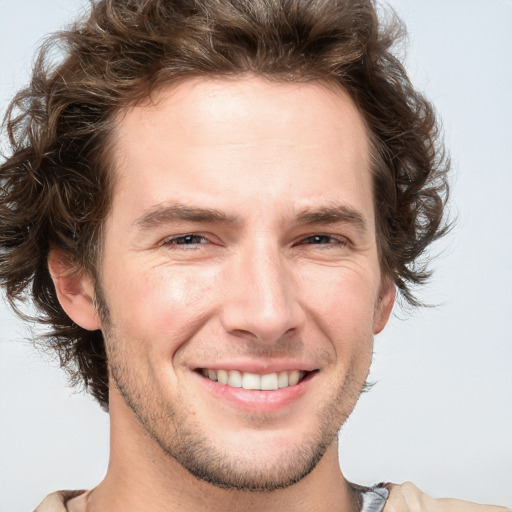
[
  {"xmin": 299, "ymin": 234, "xmax": 347, "ymax": 247},
  {"xmin": 163, "ymin": 234, "xmax": 208, "ymax": 249}
]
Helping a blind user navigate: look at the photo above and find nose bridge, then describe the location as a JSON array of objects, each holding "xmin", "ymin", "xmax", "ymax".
[{"xmin": 221, "ymin": 236, "xmax": 303, "ymax": 342}]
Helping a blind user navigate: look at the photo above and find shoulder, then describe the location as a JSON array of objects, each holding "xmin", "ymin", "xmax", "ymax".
[
  {"xmin": 384, "ymin": 482, "xmax": 511, "ymax": 512},
  {"xmin": 34, "ymin": 490, "xmax": 86, "ymax": 512}
]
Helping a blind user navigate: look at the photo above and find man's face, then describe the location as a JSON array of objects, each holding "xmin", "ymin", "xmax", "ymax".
[{"xmin": 97, "ymin": 76, "xmax": 394, "ymax": 491}]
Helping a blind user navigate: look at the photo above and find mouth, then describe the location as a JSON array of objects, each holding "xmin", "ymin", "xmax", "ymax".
[
  {"xmin": 193, "ymin": 366, "xmax": 317, "ymax": 413},
  {"xmin": 197, "ymin": 368, "xmax": 311, "ymax": 391}
]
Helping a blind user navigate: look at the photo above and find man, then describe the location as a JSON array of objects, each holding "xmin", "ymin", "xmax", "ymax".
[{"xmin": 0, "ymin": 0, "xmax": 509, "ymax": 511}]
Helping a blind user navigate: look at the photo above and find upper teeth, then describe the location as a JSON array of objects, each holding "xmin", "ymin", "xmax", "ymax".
[{"xmin": 201, "ymin": 369, "xmax": 306, "ymax": 390}]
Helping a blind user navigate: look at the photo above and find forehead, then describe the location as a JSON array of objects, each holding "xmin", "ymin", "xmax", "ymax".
[
  {"xmin": 120, "ymin": 76, "xmax": 368, "ymax": 142},
  {"xmin": 110, "ymin": 76, "xmax": 374, "ymax": 226}
]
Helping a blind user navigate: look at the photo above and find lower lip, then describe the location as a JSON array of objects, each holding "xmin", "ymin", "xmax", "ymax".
[{"xmin": 195, "ymin": 372, "xmax": 314, "ymax": 413}]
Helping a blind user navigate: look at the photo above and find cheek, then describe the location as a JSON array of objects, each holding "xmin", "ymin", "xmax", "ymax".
[
  {"xmin": 298, "ymin": 266, "xmax": 379, "ymax": 350},
  {"xmin": 101, "ymin": 259, "xmax": 220, "ymax": 347},
  {"xmin": 302, "ymin": 263, "xmax": 379, "ymax": 311}
]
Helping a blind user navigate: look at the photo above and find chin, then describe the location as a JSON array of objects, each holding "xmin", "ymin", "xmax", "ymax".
[
  {"xmin": 165, "ymin": 429, "xmax": 335, "ymax": 492},
  {"xmin": 138, "ymin": 399, "xmax": 346, "ymax": 493}
]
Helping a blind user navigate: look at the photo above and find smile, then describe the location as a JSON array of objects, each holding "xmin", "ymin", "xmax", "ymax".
[{"xmin": 200, "ymin": 369, "xmax": 307, "ymax": 391}]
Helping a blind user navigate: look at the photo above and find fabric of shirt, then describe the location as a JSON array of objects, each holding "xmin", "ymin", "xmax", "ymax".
[
  {"xmin": 385, "ymin": 482, "xmax": 511, "ymax": 512},
  {"xmin": 33, "ymin": 483, "xmax": 511, "ymax": 512}
]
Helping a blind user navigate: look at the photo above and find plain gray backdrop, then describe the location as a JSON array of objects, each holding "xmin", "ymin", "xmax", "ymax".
[{"xmin": 1, "ymin": 1, "xmax": 511, "ymax": 510}]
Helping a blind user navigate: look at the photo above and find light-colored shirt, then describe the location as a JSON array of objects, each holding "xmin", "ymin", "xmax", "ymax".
[{"xmin": 33, "ymin": 482, "xmax": 511, "ymax": 512}]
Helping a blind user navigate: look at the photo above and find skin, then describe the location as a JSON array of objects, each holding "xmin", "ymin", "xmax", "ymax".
[{"xmin": 51, "ymin": 76, "xmax": 395, "ymax": 512}]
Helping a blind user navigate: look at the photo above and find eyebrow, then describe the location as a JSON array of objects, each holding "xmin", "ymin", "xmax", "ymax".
[
  {"xmin": 134, "ymin": 201, "xmax": 368, "ymax": 234},
  {"xmin": 295, "ymin": 205, "xmax": 368, "ymax": 234},
  {"xmin": 135, "ymin": 203, "xmax": 239, "ymax": 229}
]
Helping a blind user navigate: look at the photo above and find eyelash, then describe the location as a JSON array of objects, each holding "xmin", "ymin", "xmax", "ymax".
[
  {"xmin": 162, "ymin": 233, "xmax": 347, "ymax": 249},
  {"xmin": 162, "ymin": 234, "xmax": 209, "ymax": 249},
  {"xmin": 298, "ymin": 234, "xmax": 347, "ymax": 247}
]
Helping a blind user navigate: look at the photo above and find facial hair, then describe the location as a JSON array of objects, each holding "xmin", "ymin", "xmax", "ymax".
[{"xmin": 95, "ymin": 281, "xmax": 369, "ymax": 492}]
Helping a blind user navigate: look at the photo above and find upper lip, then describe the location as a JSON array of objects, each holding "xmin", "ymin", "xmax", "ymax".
[{"xmin": 191, "ymin": 360, "xmax": 318, "ymax": 374}]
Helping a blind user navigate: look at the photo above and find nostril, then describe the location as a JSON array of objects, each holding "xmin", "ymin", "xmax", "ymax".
[
  {"xmin": 229, "ymin": 328, "xmax": 259, "ymax": 340},
  {"xmin": 283, "ymin": 327, "xmax": 297, "ymax": 337}
]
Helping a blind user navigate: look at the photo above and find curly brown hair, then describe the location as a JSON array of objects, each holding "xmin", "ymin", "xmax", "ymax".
[{"xmin": 0, "ymin": 0, "xmax": 449, "ymax": 409}]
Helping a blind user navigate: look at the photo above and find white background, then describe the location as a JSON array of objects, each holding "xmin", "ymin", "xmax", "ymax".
[{"xmin": 1, "ymin": 0, "xmax": 511, "ymax": 510}]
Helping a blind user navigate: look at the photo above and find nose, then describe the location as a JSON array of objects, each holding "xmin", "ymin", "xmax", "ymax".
[{"xmin": 219, "ymin": 241, "xmax": 305, "ymax": 343}]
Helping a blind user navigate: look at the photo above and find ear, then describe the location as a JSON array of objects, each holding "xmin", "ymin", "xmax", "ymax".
[
  {"xmin": 48, "ymin": 250, "xmax": 100, "ymax": 331},
  {"xmin": 373, "ymin": 279, "xmax": 395, "ymax": 335}
]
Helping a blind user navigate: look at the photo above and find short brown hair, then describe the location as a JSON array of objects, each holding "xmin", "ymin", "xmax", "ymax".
[{"xmin": 0, "ymin": 0, "xmax": 449, "ymax": 408}]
